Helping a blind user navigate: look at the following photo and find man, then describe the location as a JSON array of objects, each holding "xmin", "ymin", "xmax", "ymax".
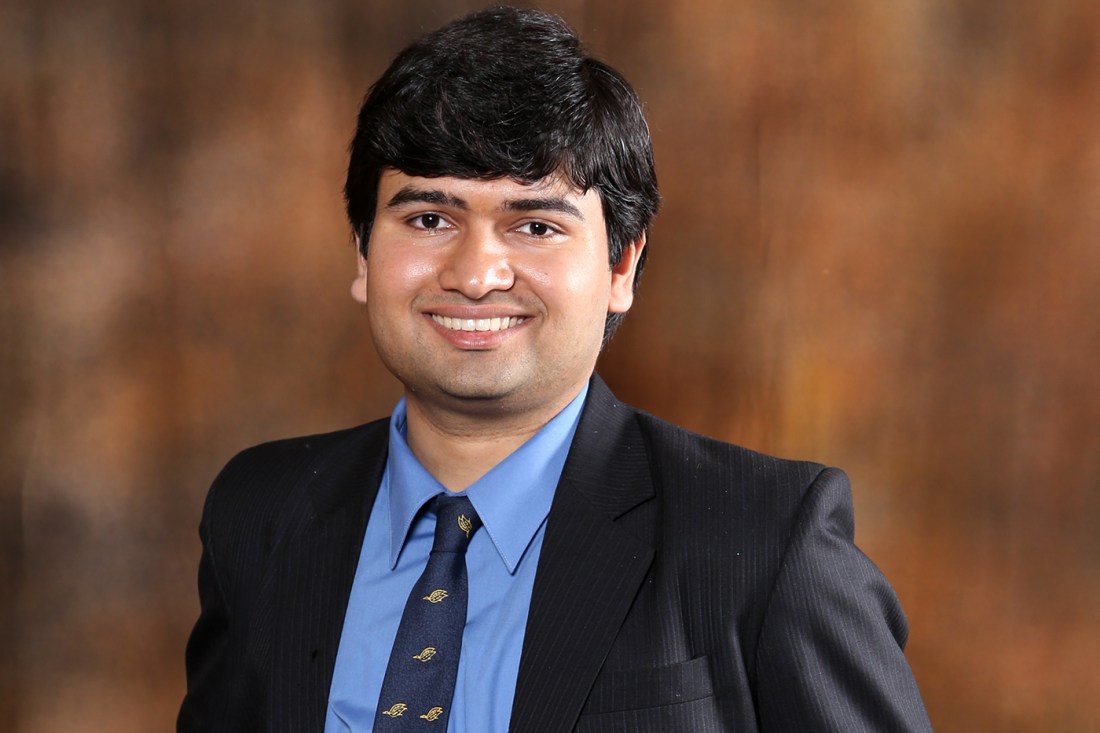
[{"xmin": 179, "ymin": 7, "xmax": 932, "ymax": 732}]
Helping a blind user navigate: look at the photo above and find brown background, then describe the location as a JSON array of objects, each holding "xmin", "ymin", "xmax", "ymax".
[{"xmin": 4, "ymin": 0, "xmax": 1099, "ymax": 731}]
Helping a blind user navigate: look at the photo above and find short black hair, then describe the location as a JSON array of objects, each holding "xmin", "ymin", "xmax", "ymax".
[{"xmin": 344, "ymin": 6, "xmax": 659, "ymax": 339}]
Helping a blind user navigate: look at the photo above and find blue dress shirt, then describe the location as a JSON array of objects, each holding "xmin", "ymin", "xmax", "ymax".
[{"xmin": 324, "ymin": 385, "xmax": 588, "ymax": 732}]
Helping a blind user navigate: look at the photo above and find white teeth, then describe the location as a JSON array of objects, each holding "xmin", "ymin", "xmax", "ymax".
[{"xmin": 432, "ymin": 315, "xmax": 524, "ymax": 332}]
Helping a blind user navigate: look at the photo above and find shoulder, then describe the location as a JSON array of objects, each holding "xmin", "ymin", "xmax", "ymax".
[
  {"xmin": 200, "ymin": 418, "xmax": 389, "ymax": 541},
  {"xmin": 213, "ymin": 421, "xmax": 384, "ymax": 488},
  {"xmin": 632, "ymin": 408, "xmax": 828, "ymax": 501},
  {"xmin": 581, "ymin": 377, "xmax": 832, "ymax": 531},
  {"xmin": 626, "ymin": 407, "xmax": 852, "ymax": 564}
]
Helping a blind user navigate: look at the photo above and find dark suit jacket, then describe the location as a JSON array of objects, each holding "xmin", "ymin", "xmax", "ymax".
[{"xmin": 179, "ymin": 376, "xmax": 932, "ymax": 732}]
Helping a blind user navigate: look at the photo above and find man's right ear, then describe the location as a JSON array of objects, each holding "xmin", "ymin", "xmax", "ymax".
[{"xmin": 351, "ymin": 236, "xmax": 368, "ymax": 304}]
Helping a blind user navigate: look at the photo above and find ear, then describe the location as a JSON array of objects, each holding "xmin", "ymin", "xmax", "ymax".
[
  {"xmin": 350, "ymin": 237, "xmax": 368, "ymax": 304},
  {"xmin": 608, "ymin": 234, "xmax": 646, "ymax": 314}
]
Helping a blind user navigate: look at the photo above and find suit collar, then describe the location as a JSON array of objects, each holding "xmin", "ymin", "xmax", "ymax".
[
  {"xmin": 383, "ymin": 386, "xmax": 588, "ymax": 574},
  {"xmin": 308, "ymin": 419, "xmax": 390, "ymax": 516},
  {"xmin": 560, "ymin": 375, "xmax": 655, "ymax": 519},
  {"xmin": 263, "ymin": 376, "xmax": 655, "ymax": 731},
  {"xmin": 510, "ymin": 375, "xmax": 657, "ymax": 732}
]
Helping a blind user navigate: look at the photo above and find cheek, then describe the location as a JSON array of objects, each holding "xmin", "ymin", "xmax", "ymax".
[
  {"xmin": 520, "ymin": 255, "xmax": 612, "ymax": 317},
  {"xmin": 367, "ymin": 249, "xmax": 438, "ymax": 305},
  {"xmin": 518, "ymin": 260, "xmax": 553, "ymax": 289},
  {"xmin": 557, "ymin": 249, "xmax": 614, "ymax": 301}
]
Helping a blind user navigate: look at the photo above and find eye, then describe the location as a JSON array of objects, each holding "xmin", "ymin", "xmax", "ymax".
[
  {"xmin": 517, "ymin": 221, "xmax": 557, "ymax": 238},
  {"xmin": 409, "ymin": 213, "xmax": 448, "ymax": 230}
]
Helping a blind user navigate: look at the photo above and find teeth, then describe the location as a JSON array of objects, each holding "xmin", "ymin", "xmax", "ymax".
[{"xmin": 432, "ymin": 315, "xmax": 524, "ymax": 332}]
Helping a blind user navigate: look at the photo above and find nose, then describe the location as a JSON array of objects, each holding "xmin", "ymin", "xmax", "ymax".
[{"xmin": 438, "ymin": 228, "xmax": 515, "ymax": 299}]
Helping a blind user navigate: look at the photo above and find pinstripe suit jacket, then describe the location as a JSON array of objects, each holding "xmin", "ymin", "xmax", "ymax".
[{"xmin": 179, "ymin": 376, "xmax": 932, "ymax": 732}]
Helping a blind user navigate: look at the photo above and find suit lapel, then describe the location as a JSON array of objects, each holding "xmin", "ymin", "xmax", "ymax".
[
  {"xmin": 510, "ymin": 377, "xmax": 657, "ymax": 733},
  {"xmin": 262, "ymin": 421, "xmax": 389, "ymax": 731}
]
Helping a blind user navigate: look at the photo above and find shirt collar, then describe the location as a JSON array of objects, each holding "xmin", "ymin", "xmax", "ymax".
[{"xmin": 385, "ymin": 384, "xmax": 588, "ymax": 573}]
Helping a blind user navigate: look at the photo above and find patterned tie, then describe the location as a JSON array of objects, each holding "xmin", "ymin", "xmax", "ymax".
[{"xmin": 374, "ymin": 495, "xmax": 482, "ymax": 729}]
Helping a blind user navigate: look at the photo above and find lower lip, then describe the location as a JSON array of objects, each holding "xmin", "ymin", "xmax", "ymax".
[{"xmin": 425, "ymin": 315, "xmax": 528, "ymax": 349}]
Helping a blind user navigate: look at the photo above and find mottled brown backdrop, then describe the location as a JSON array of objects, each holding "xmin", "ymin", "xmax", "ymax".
[{"xmin": 4, "ymin": 0, "xmax": 1099, "ymax": 731}]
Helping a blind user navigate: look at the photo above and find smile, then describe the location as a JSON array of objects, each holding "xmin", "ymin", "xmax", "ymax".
[{"xmin": 430, "ymin": 315, "xmax": 527, "ymax": 332}]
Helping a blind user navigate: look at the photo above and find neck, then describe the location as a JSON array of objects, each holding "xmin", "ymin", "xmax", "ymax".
[{"xmin": 403, "ymin": 389, "xmax": 582, "ymax": 492}]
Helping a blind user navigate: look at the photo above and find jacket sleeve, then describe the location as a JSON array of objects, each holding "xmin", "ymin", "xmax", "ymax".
[
  {"xmin": 177, "ymin": 475, "xmax": 255, "ymax": 732},
  {"xmin": 753, "ymin": 467, "xmax": 933, "ymax": 732}
]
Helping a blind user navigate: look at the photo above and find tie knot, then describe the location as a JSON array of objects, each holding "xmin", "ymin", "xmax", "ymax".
[{"xmin": 430, "ymin": 495, "xmax": 481, "ymax": 553}]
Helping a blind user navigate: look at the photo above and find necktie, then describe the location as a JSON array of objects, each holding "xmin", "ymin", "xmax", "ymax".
[{"xmin": 374, "ymin": 495, "xmax": 482, "ymax": 729}]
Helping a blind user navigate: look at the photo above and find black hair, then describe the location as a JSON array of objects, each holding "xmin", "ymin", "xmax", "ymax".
[{"xmin": 345, "ymin": 6, "xmax": 659, "ymax": 338}]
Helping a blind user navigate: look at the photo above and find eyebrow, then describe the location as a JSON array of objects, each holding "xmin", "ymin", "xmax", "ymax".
[
  {"xmin": 385, "ymin": 186, "xmax": 467, "ymax": 210},
  {"xmin": 385, "ymin": 185, "xmax": 585, "ymax": 221},
  {"xmin": 501, "ymin": 197, "xmax": 584, "ymax": 221}
]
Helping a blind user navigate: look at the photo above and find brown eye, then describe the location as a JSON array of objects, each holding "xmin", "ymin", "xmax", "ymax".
[
  {"xmin": 417, "ymin": 214, "xmax": 442, "ymax": 229},
  {"xmin": 519, "ymin": 221, "xmax": 555, "ymax": 237}
]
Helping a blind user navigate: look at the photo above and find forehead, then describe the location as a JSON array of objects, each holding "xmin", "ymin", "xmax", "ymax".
[{"xmin": 377, "ymin": 169, "xmax": 605, "ymax": 221}]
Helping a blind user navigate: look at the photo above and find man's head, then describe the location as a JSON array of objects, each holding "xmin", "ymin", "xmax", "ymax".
[{"xmin": 345, "ymin": 6, "xmax": 659, "ymax": 340}]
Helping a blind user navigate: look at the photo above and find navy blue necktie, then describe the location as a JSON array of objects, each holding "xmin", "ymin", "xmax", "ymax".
[{"xmin": 374, "ymin": 495, "xmax": 482, "ymax": 729}]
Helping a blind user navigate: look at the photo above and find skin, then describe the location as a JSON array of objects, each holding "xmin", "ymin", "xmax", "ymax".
[{"xmin": 352, "ymin": 169, "xmax": 644, "ymax": 490}]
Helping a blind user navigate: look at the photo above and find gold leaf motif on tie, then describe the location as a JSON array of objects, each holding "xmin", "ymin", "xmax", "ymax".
[
  {"xmin": 457, "ymin": 514, "xmax": 472, "ymax": 538},
  {"xmin": 381, "ymin": 703, "xmax": 408, "ymax": 717},
  {"xmin": 412, "ymin": 646, "xmax": 437, "ymax": 662},
  {"xmin": 419, "ymin": 706, "xmax": 444, "ymax": 721},
  {"xmin": 422, "ymin": 589, "xmax": 449, "ymax": 603}
]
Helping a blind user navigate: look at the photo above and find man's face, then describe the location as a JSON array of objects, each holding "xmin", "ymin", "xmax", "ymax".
[{"xmin": 354, "ymin": 170, "xmax": 642, "ymax": 419}]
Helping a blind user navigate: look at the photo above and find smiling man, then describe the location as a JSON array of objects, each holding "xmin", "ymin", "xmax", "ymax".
[{"xmin": 179, "ymin": 7, "xmax": 931, "ymax": 733}]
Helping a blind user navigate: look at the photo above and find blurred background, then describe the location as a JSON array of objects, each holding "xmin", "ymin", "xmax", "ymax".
[{"xmin": 3, "ymin": 0, "xmax": 1099, "ymax": 730}]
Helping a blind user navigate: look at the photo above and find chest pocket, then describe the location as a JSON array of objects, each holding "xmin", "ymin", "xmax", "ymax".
[{"xmin": 575, "ymin": 656, "xmax": 721, "ymax": 732}]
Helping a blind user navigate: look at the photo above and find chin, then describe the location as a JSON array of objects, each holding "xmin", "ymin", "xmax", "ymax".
[
  {"xmin": 438, "ymin": 379, "xmax": 518, "ymax": 404},
  {"xmin": 428, "ymin": 363, "xmax": 529, "ymax": 400}
]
